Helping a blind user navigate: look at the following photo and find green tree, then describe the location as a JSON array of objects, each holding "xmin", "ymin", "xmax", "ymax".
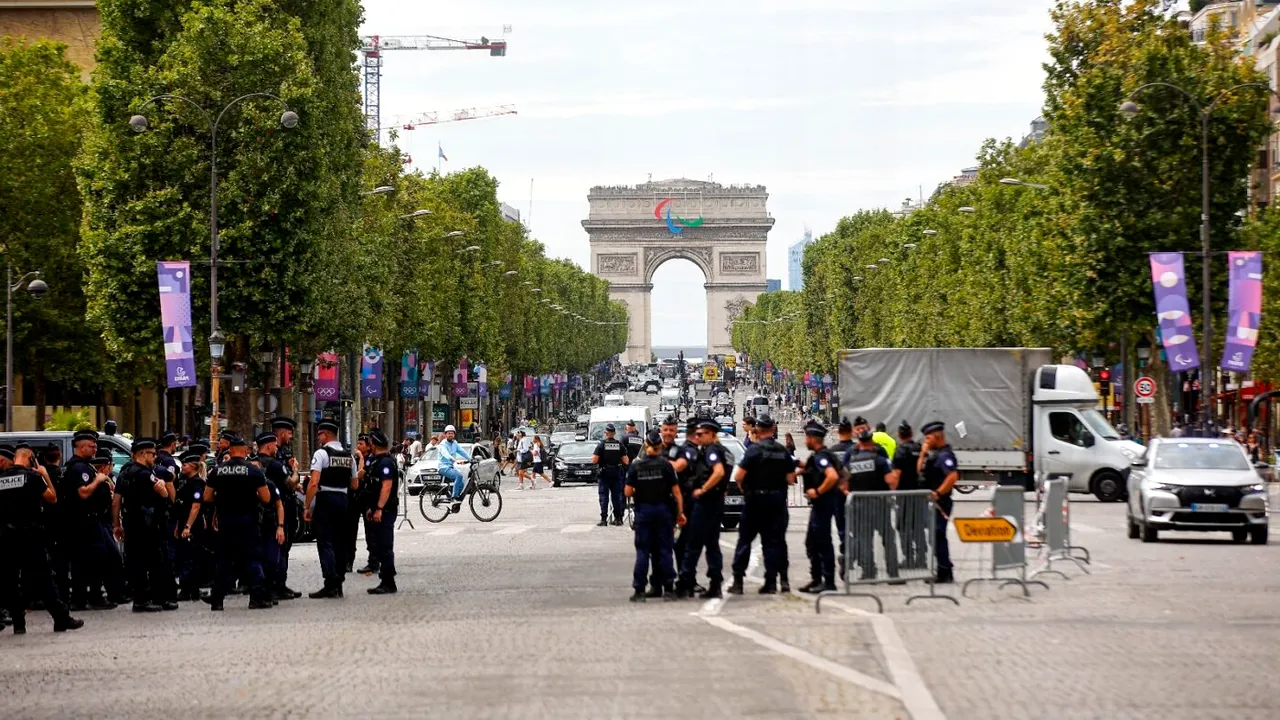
[{"xmin": 0, "ymin": 39, "xmax": 105, "ymax": 421}]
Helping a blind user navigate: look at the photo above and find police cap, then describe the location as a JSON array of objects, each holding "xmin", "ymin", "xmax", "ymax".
[
  {"xmin": 696, "ymin": 419, "xmax": 721, "ymax": 432},
  {"xmin": 853, "ymin": 416, "xmax": 869, "ymax": 427},
  {"xmin": 189, "ymin": 439, "xmax": 210, "ymax": 453},
  {"xmin": 271, "ymin": 416, "xmax": 297, "ymax": 431},
  {"xmin": 255, "ymin": 432, "xmax": 277, "ymax": 447},
  {"xmin": 837, "ymin": 416, "xmax": 853, "ymax": 432},
  {"xmin": 317, "ymin": 419, "xmax": 340, "ymax": 435},
  {"xmin": 159, "ymin": 431, "xmax": 178, "ymax": 446},
  {"xmin": 227, "ymin": 435, "xmax": 248, "ymax": 448},
  {"xmin": 0, "ymin": 445, "xmax": 15, "ymax": 460},
  {"xmin": 661, "ymin": 415, "xmax": 678, "ymax": 426},
  {"xmin": 93, "ymin": 447, "xmax": 114, "ymax": 465},
  {"xmin": 131, "ymin": 438, "xmax": 156, "ymax": 453},
  {"xmin": 685, "ymin": 418, "xmax": 698, "ymax": 433},
  {"xmin": 645, "ymin": 430, "xmax": 663, "ymax": 446},
  {"xmin": 219, "ymin": 430, "xmax": 237, "ymax": 441},
  {"xmin": 921, "ymin": 421, "xmax": 946, "ymax": 436},
  {"xmin": 357, "ymin": 433, "xmax": 370, "ymax": 444},
  {"xmin": 74, "ymin": 430, "xmax": 98, "ymax": 444},
  {"xmin": 180, "ymin": 450, "xmax": 204, "ymax": 465},
  {"xmin": 898, "ymin": 420, "xmax": 913, "ymax": 435},
  {"xmin": 804, "ymin": 421, "xmax": 827, "ymax": 438},
  {"xmin": 604, "ymin": 423, "xmax": 616, "ymax": 433},
  {"xmin": 39, "ymin": 443, "xmax": 61, "ymax": 460},
  {"xmin": 626, "ymin": 420, "xmax": 637, "ymax": 428},
  {"xmin": 856, "ymin": 428, "xmax": 874, "ymax": 442},
  {"xmin": 369, "ymin": 428, "xmax": 390, "ymax": 448},
  {"xmin": 754, "ymin": 414, "xmax": 776, "ymax": 430}
]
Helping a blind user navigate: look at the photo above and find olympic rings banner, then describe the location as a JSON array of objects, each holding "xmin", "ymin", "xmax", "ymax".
[
  {"xmin": 1221, "ymin": 251, "xmax": 1263, "ymax": 372},
  {"xmin": 1149, "ymin": 253, "xmax": 1200, "ymax": 372},
  {"xmin": 400, "ymin": 351, "xmax": 419, "ymax": 399},
  {"xmin": 314, "ymin": 353, "xmax": 340, "ymax": 401},
  {"xmin": 156, "ymin": 262, "xmax": 197, "ymax": 388}
]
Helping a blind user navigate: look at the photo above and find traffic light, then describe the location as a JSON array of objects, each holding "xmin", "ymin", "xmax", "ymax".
[{"xmin": 1098, "ymin": 368, "xmax": 1111, "ymax": 397}]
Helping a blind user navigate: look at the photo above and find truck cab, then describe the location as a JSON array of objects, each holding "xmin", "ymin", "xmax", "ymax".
[{"xmin": 1031, "ymin": 365, "xmax": 1144, "ymax": 502}]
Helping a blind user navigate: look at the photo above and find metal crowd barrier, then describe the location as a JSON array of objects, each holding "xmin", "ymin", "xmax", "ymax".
[
  {"xmin": 816, "ymin": 489, "xmax": 958, "ymax": 614},
  {"xmin": 1029, "ymin": 476, "xmax": 1090, "ymax": 580},
  {"xmin": 961, "ymin": 486, "xmax": 1048, "ymax": 599}
]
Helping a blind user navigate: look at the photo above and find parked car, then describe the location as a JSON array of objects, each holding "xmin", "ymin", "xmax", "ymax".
[
  {"xmin": 552, "ymin": 440, "xmax": 599, "ymax": 486},
  {"xmin": 715, "ymin": 415, "xmax": 736, "ymax": 435},
  {"xmin": 0, "ymin": 431, "xmax": 134, "ymax": 474},
  {"xmin": 1126, "ymin": 437, "xmax": 1270, "ymax": 544},
  {"xmin": 717, "ymin": 435, "xmax": 747, "ymax": 530},
  {"xmin": 405, "ymin": 443, "xmax": 501, "ymax": 496}
]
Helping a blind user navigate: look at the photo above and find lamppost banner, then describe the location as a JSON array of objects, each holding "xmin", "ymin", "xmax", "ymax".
[
  {"xmin": 476, "ymin": 362, "xmax": 488, "ymax": 397},
  {"xmin": 452, "ymin": 358, "xmax": 469, "ymax": 397},
  {"xmin": 1220, "ymin": 251, "xmax": 1263, "ymax": 372},
  {"xmin": 361, "ymin": 345, "xmax": 383, "ymax": 399},
  {"xmin": 419, "ymin": 360, "xmax": 433, "ymax": 397},
  {"xmin": 156, "ymin": 262, "xmax": 197, "ymax": 388},
  {"xmin": 1149, "ymin": 253, "xmax": 1200, "ymax": 372},
  {"xmin": 400, "ymin": 351, "xmax": 419, "ymax": 398},
  {"xmin": 314, "ymin": 353, "xmax": 340, "ymax": 401}
]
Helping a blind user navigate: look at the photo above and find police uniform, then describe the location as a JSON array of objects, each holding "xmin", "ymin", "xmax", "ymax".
[
  {"xmin": 362, "ymin": 429, "xmax": 400, "ymax": 594},
  {"xmin": 729, "ymin": 415, "xmax": 793, "ymax": 594},
  {"xmin": 203, "ymin": 436, "xmax": 271, "ymax": 610},
  {"xmin": 920, "ymin": 422, "xmax": 958, "ymax": 583},
  {"xmin": 845, "ymin": 435, "xmax": 900, "ymax": 580},
  {"xmin": 593, "ymin": 426, "xmax": 627, "ymax": 525},
  {"xmin": 270, "ymin": 417, "xmax": 300, "ymax": 599},
  {"xmin": 650, "ymin": 419, "xmax": 697, "ymax": 593},
  {"xmin": 62, "ymin": 434, "xmax": 121, "ymax": 607},
  {"xmin": 622, "ymin": 425, "xmax": 643, "ymax": 464},
  {"xmin": 310, "ymin": 420, "xmax": 355, "ymax": 597},
  {"xmin": 800, "ymin": 422, "xmax": 842, "ymax": 592},
  {"xmin": 344, "ymin": 435, "xmax": 371, "ymax": 574},
  {"xmin": 171, "ymin": 450, "xmax": 207, "ymax": 601},
  {"xmin": 626, "ymin": 435, "xmax": 678, "ymax": 601},
  {"xmin": 677, "ymin": 420, "xmax": 729, "ymax": 598},
  {"xmin": 0, "ymin": 445, "xmax": 82, "ymax": 633},
  {"xmin": 891, "ymin": 424, "xmax": 927, "ymax": 569},
  {"xmin": 114, "ymin": 439, "xmax": 178, "ymax": 612},
  {"xmin": 254, "ymin": 434, "xmax": 285, "ymax": 603}
]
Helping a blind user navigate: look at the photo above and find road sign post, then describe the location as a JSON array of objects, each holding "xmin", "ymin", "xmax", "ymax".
[{"xmin": 1134, "ymin": 376, "xmax": 1156, "ymax": 440}]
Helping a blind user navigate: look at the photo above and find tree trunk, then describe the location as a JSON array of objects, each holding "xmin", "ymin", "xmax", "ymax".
[
  {"xmin": 1147, "ymin": 328, "xmax": 1173, "ymax": 439},
  {"xmin": 227, "ymin": 335, "xmax": 253, "ymax": 437},
  {"xmin": 33, "ymin": 366, "xmax": 46, "ymax": 430}
]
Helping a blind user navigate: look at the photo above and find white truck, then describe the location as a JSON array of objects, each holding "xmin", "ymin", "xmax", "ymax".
[{"xmin": 837, "ymin": 348, "xmax": 1143, "ymax": 501}]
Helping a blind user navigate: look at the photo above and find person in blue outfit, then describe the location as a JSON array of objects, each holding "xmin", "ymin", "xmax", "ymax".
[
  {"xmin": 625, "ymin": 430, "xmax": 684, "ymax": 602},
  {"xmin": 304, "ymin": 420, "xmax": 356, "ymax": 598},
  {"xmin": 202, "ymin": 434, "xmax": 273, "ymax": 610},
  {"xmin": 676, "ymin": 420, "xmax": 729, "ymax": 599},
  {"xmin": 438, "ymin": 425, "xmax": 472, "ymax": 514},
  {"xmin": 591, "ymin": 424, "xmax": 629, "ymax": 526},
  {"xmin": 918, "ymin": 421, "xmax": 958, "ymax": 584},
  {"xmin": 728, "ymin": 414, "xmax": 795, "ymax": 595}
]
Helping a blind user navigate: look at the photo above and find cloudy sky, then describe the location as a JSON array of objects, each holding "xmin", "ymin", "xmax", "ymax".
[{"xmin": 359, "ymin": 0, "xmax": 1059, "ymax": 346}]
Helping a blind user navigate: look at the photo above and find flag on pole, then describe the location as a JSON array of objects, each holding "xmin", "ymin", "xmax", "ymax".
[{"xmin": 438, "ymin": 142, "xmax": 448, "ymax": 162}]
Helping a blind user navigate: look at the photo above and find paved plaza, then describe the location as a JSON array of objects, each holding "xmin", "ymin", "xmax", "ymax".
[{"xmin": 3, "ymin": 396, "xmax": 1279, "ymax": 718}]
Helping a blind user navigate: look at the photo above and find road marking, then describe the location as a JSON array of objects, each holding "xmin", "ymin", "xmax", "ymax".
[
  {"xmin": 561, "ymin": 524, "xmax": 595, "ymax": 533},
  {"xmin": 427, "ymin": 527, "xmax": 464, "ymax": 536},
  {"xmin": 699, "ymin": 596, "xmax": 727, "ymax": 616},
  {"xmin": 493, "ymin": 524, "xmax": 533, "ymax": 535},
  {"xmin": 701, "ymin": 615, "xmax": 903, "ymax": 701},
  {"xmin": 826, "ymin": 602, "xmax": 947, "ymax": 720}
]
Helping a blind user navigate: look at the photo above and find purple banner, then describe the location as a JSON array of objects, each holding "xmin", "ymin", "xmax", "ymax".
[
  {"xmin": 400, "ymin": 351, "xmax": 419, "ymax": 399},
  {"xmin": 1221, "ymin": 250, "xmax": 1263, "ymax": 372},
  {"xmin": 156, "ymin": 262, "xmax": 197, "ymax": 388},
  {"xmin": 315, "ymin": 353, "xmax": 340, "ymax": 401},
  {"xmin": 452, "ymin": 358, "xmax": 469, "ymax": 397},
  {"xmin": 361, "ymin": 345, "xmax": 384, "ymax": 399},
  {"xmin": 476, "ymin": 362, "xmax": 488, "ymax": 397},
  {"xmin": 1150, "ymin": 253, "xmax": 1200, "ymax": 372},
  {"xmin": 419, "ymin": 360, "xmax": 434, "ymax": 397}
]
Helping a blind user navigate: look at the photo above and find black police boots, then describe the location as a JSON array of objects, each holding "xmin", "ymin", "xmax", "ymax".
[
  {"xmin": 727, "ymin": 576, "xmax": 745, "ymax": 595},
  {"xmin": 368, "ymin": 580, "xmax": 397, "ymax": 595},
  {"xmin": 247, "ymin": 595, "xmax": 274, "ymax": 610},
  {"xmin": 780, "ymin": 572, "xmax": 790, "ymax": 593},
  {"xmin": 629, "ymin": 589, "xmax": 646, "ymax": 603},
  {"xmin": 201, "ymin": 594, "xmax": 224, "ymax": 611},
  {"xmin": 758, "ymin": 577, "xmax": 778, "ymax": 594},
  {"xmin": 932, "ymin": 569, "xmax": 955, "ymax": 584},
  {"xmin": 663, "ymin": 585, "xmax": 678, "ymax": 602},
  {"xmin": 644, "ymin": 584, "xmax": 664, "ymax": 599},
  {"xmin": 798, "ymin": 579, "xmax": 826, "ymax": 594},
  {"xmin": 356, "ymin": 563, "xmax": 379, "ymax": 575},
  {"xmin": 698, "ymin": 580, "xmax": 723, "ymax": 600},
  {"xmin": 274, "ymin": 586, "xmax": 303, "ymax": 600},
  {"xmin": 54, "ymin": 616, "xmax": 84, "ymax": 632},
  {"xmin": 309, "ymin": 583, "xmax": 344, "ymax": 599},
  {"xmin": 132, "ymin": 601, "xmax": 163, "ymax": 613}
]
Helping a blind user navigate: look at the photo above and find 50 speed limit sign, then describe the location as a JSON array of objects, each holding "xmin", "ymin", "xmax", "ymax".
[{"xmin": 1134, "ymin": 376, "xmax": 1157, "ymax": 404}]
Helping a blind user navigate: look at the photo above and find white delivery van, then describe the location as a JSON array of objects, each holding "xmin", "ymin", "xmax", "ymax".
[
  {"xmin": 603, "ymin": 394, "xmax": 626, "ymax": 407},
  {"xmin": 587, "ymin": 406, "xmax": 653, "ymax": 442}
]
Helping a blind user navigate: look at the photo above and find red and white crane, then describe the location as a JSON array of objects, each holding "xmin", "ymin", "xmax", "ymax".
[
  {"xmin": 384, "ymin": 104, "xmax": 517, "ymax": 134},
  {"xmin": 359, "ymin": 31, "xmax": 510, "ymax": 144}
]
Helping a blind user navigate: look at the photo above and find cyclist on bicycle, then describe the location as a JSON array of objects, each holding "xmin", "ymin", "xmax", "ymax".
[{"xmin": 439, "ymin": 425, "xmax": 471, "ymax": 513}]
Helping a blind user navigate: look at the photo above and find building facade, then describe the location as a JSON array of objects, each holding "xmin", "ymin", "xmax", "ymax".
[
  {"xmin": 787, "ymin": 228, "xmax": 812, "ymax": 291},
  {"xmin": 0, "ymin": 1, "xmax": 100, "ymax": 78},
  {"xmin": 765, "ymin": 278, "xmax": 781, "ymax": 293}
]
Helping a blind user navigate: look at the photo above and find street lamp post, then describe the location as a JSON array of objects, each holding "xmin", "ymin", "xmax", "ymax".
[
  {"xmin": 5, "ymin": 268, "xmax": 47, "ymax": 429},
  {"xmin": 131, "ymin": 93, "xmax": 298, "ymax": 448},
  {"xmin": 1120, "ymin": 81, "xmax": 1279, "ymax": 434}
]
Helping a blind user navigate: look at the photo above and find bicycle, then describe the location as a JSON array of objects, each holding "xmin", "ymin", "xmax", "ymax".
[{"xmin": 419, "ymin": 461, "xmax": 503, "ymax": 523}]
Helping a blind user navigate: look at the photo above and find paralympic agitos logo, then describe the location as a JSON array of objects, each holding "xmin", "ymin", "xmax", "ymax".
[{"xmin": 654, "ymin": 198, "xmax": 704, "ymax": 235}]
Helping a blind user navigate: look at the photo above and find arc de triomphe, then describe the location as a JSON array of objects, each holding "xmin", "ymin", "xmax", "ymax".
[{"xmin": 583, "ymin": 179, "xmax": 774, "ymax": 364}]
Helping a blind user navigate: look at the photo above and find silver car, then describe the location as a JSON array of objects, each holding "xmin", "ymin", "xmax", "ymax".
[
  {"xmin": 405, "ymin": 443, "xmax": 500, "ymax": 496},
  {"xmin": 1126, "ymin": 437, "xmax": 1270, "ymax": 544}
]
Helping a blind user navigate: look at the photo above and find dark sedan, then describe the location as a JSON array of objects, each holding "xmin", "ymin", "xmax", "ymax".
[{"xmin": 553, "ymin": 441, "xmax": 599, "ymax": 486}]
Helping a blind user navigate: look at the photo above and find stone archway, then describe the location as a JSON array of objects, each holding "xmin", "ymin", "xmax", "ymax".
[{"xmin": 584, "ymin": 179, "xmax": 774, "ymax": 364}]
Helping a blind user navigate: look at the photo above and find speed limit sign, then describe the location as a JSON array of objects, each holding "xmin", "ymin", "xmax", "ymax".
[{"xmin": 1134, "ymin": 376, "xmax": 1156, "ymax": 404}]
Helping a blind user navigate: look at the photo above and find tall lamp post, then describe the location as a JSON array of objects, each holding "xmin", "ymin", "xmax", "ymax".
[
  {"xmin": 1120, "ymin": 81, "xmax": 1279, "ymax": 434},
  {"xmin": 130, "ymin": 93, "xmax": 299, "ymax": 448},
  {"xmin": 5, "ymin": 269, "xmax": 47, "ymax": 429}
]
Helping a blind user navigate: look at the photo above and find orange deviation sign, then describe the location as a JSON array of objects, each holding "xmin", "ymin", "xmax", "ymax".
[{"xmin": 954, "ymin": 516, "xmax": 1018, "ymax": 543}]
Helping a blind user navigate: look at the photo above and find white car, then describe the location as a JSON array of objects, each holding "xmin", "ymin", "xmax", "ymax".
[
  {"xmin": 405, "ymin": 443, "xmax": 501, "ymax": 496},
  {"xmin": 1126, "ymin": 437, "xmax": 1270, "ymax": 544}
]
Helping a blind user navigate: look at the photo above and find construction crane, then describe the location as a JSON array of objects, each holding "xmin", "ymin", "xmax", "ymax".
[
  {"xmin": 383, "ymin": 104, "xmax": 517, "ymax": 134},
  {"xmin": 359, "ymin": 31, "xmax": 509, "ymax": 144}
]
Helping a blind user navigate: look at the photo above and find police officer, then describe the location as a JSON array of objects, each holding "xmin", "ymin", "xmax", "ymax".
[
  {"xmin": 38, "ymin": 443, "xmax": 73, "ymax": 608},
  {"xmin": 216, "ymin": 430, "xmax": 236, "ymax": 466},
  {"xmin": 0, "ymin": 445, "xmax": 83, "ymax": 634},
  {"xmin": 892, "ymin": 421, "xmax": 927, "ymax": 569},
  {"xmin": 622, "ymin": 420, "xmax": 643, "ymax": 464},
  {"xmin": 591, "ymin": 424, "xmax": 629, "ymax": 527},
  {"xmin": 675, "ymin": 419, "xmax": 729, "ymax": 599},
  {"xmin": 112, "ymin": 438, "xmax": 178, "ymax": 612},
  {"xmin": 625, "ymin": 430, "xmax": 683, "ymax": 602},
  {"xmin": 304, "ymin": 419, "xmax": 357, "ymax": 598},
  {"xmin": 918, "ymin": 421, "xmax": 958, "ymax": 584},
  {"xmin": 103, "ymin": 419, "xmax": 117, "ymax": 437},
  {"xmin": 798, "ymin": 420, "xmax": 841, "ymax": 593},
  {"xmin": 852, "ymin": 416, "xmax": 890, "ymax": 459},
  {"xmin": 270, "ymin": 416, "xmax": 302, "ymax": 600},
  {"xmin": 156, "ymin": 431, "xmax": 181, "ymax": 486},
  {"xmin": 171, "ymin": 448, "xmax": 207, "ymax": 602},
  {"xmin": 728, "ymin": 414, "xmax": 795, "ymax": 595},
  {"xmin": 646, "ymin": 415, "xmax": 693, "ymax": 597},
  {"xmin": 845, "ymin": 427, "xmax": 901, "ymax": 582},
  {"xmin": 832, "ymin": 417, "xmax": 855, "ymax": 454},
  {"xmin": 362, "ymin": 428, "xmax": 400, "ymax": 595},
  {"xmin": 61, "ymin": 431, "xmax": 117, "ymax": 609},
  {"xmin": 253, "ymin": 433, "xmax": 286, "ymax": 604},
  {"xmin": 741, "ymin": 416, "xmax": 757, "ymax": 448},
  {"xmin": 346, "ymin": 433, "xmax": 371, "ymax": 574},
  {"xmin": 202, "ymin": 434, "xmax": 273, "ymax": 610}
]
